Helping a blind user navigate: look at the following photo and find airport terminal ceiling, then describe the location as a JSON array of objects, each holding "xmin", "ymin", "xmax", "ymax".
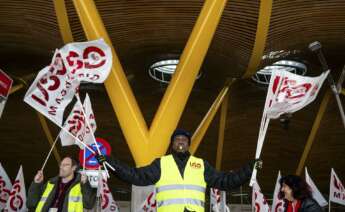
[{"xmin": 0, "ymin": 0, "xmax": 345, "ymax": 199}]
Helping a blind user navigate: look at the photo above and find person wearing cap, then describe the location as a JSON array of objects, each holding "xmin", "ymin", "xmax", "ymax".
[{"xmin": 96, "ymin": 129, "xmax": 261, "ymax": 212}]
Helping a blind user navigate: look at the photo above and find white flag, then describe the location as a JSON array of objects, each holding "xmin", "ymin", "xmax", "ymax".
[
  {"xmin": 138, "ymin": 191, "xmax": 156, "ymax": 212},
  {"xmin": 305, "ymin": 168, "xmax": 328, "ymax": 207},
  {"xmin": 265, "ymin": 70, "xmax": 329, "ymax": 119},
  {"xmin": 329, "ymin": 168, "xmax": 345, "ymax": 206},
  {"xmin": 252, "ymin": 181, "xmax": 271, "ymax": 212},
  {"xmin": 210, "ymin": 188, "xmax": 228, "ymax": 212},
  {"xmin": 59, "ymin": 39, "xmax": 112, "ymax": 83},
  {"xmin": 99, "ymin": 176, "xmax": 119, "ymax": 212},
  {"xmin": 59, "ymin": 93, "xmax": 96, "ymax": 148},
  {"xmin": 24, "ymin": 50, "xmax": 80, "ymax": 126},
  {"xmin": 0, "ymin": 163, "xmax": 12, "ymax": 210},
  {"xmin": 250, "ymin": 70, "xmax": 328, "ymax": 186},
  {"xmin": 4, "ymin": 166, "xmax": 26, "ymax": 212},
  {"xmin": 271, "ymin": 171, "xmax": 284, "ymax": 212}
]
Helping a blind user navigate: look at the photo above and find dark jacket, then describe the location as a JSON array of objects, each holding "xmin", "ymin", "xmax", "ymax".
[
  {"xmin": 105, "ymin": 152, "xmax": 253, "ymax": 191},
  {"xmin": 27, "ymin": 173, "xmax": 96, "ymax": 212},
  {"xmin": 283, "ymin": 198, "xmax": 324, "ymax": 212}
]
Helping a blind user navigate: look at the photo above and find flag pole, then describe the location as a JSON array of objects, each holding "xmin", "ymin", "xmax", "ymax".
[
  {"xmin": 83, "ymin": 146, "xmax": 86, "ymax": 171},
  {"xmin": 74, "ymin": 93, "xmax": 110, "ymax": 178},
  {"xmin": 41, "ymin": 135, "xmax": 60, "ymax": 171},
  {"xmin": 58, "ymin": 119, "xmax": 115, "ymax": 171},
  {"xmin": 329, "ymin": 168, "xmax": 331, "ymax": 212}
]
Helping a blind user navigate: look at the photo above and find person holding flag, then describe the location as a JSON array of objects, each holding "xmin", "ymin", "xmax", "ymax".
[
  {"xmin": 96, "ymin": 129, "xmax": 262, "ymax": 212},
  {"xmin": 279, "ymin": 175, "xmax": 323, "ymax": 212},
  {"xmin": 27, "ymin": 156, "xmax": 96, "ymax": 212}
]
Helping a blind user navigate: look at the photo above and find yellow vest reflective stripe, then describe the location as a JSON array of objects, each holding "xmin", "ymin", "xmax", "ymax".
[
  {"xmin": 155, "ymin": 155, "xmax": 206, "ymax": 212},
  {"xmin": 35, "ymin": 182, "xmax": 83, "ymax": 212},
  {"xmin": 36, "ymin": 183, "xmax": 54, "ymax": 212},
  {"xmin": 67, "ymin": 184, "xmax": 83, "ymax": 212}
]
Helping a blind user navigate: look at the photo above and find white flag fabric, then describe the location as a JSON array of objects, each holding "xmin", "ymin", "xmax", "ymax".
[
  {"xmin": 271, "ymin": 171, "xmax": 284, "ymax": 212},
  {"xmin": 4, "ymin": 166, "xmax": 26, "ymax": 212},
  {"xmin": 59, "ymin": 39, "xmax": 112, "ymax": 83},
  {"xmin": 59, "ymin": 93, "xmax": 96, "ymax": 148},
  {"xmin": 210, "ymin": 188, "xmax": 229, "ymax": 212},
  {"xmin": 250, "ymin": 70, "xmax": 328, "ymax": 186},
  {"xmin": 99, "ymin": 176, "xmax": 119, "ymax": 212},
  {"xmin": 329, "ymin": 168, "xmax": 345, "ymax": 206},
  {"xmin": 305, "ymin": 168, "xmax": 328, "ymax": 207},
  {"xmin": 265, "ymin": 70, "xmax": 329, "ymax": 119},
  {"xmin": 24, "ymin": 51, "xmax": 80, "ymax": 126},
  {"xmin": 252, "ymin": 181, "xmax": 271, "ymax": 212},
  {"xmin": 137, "ymin": 191, "xmax": 156, "ymax": 212},
  {"xmin": 0, "ymin": 163, "xmax": 12, "ymax": 210}
]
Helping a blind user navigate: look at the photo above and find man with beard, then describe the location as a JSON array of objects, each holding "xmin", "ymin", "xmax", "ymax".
[{"xmin": 96, "ymin": 129, "xmax": 261, "ymax": 212}]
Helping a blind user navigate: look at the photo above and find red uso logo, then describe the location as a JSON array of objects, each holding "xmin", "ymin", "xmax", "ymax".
[
  {"xmin": 0, "ymin": 177, "xmax": 11, "ymax": 204},
  {"xmin": 334, "ymin": 176, "xmax": 345, "ymax": 192},
  {"xmin": 189, "ymin": 162, "xmax": 201, "ymax": 169},
  {"xmin": 101, "ymin": 179, "xmax": 111, "ymax": 210},
  {"xmin": 65, "ymin": 46, "xmax": 106, "ymax": 81},
  {"xmin": 67, "ymin": 110, "xmax": 89, "ymax": 141},
  {"xmin": 274, "ymin": 202, "xmax": 284, "ymax": 212},
  {"xmin": 31, "ymin": 53, "xmax": 76, "ymax": 116},
  {"xmin": 142, "ymin": 192, "xmax": 156, "ymax": 212},
  {"xmin": 8, "ymin": 180, "xmax": 23, "ymax": 210}
]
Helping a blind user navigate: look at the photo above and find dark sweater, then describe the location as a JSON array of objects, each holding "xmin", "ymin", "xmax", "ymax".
[{"xmin": 105, "ymin": 151, "xmax": 253, "ymax": 191}]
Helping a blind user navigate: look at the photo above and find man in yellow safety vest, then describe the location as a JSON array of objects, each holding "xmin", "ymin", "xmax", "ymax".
[
  {"xmin": 27, "ymin": 156, "xmax": 96, "ymax": 212},
  {"xmin": 97, "ymin": 129, "xmax": 262, "ymax": 212}
]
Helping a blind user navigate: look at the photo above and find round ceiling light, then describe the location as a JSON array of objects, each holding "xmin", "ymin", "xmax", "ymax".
[
  {"xmin": 251, "ymin": 60, "xmax": 307, "ymax": 85},
  {"xmin": 148, "ymin": 59, "xmax": 201, "ymax": 83}
]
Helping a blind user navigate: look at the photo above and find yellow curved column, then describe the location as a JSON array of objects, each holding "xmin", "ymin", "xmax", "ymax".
[{"xmin": 72, "ymin": 0, "xmax": 228, "ymax": 166}]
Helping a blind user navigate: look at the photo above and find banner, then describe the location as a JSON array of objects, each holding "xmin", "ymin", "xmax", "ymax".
[
  {"xmin": 0, "ymin": 163, "xmax": 12, "ymax": 210},
  {"xmin": 137, "ymin": 191, "xmax": 156, "ymax": 212},
  {"xmin": 305, "ymin": 168, "xmax": 327, "ymax": 207},
  {"xmin": 0, "ymin": 69, "xmax": 13, "ymax": 118},
  {"xmin": 265, "ymin": 70, "xmax": 329, "ymax": 119},
  {"xmin": 252, "ymin": 181, "xmax": 271, "ymax": 212},
  {"xmin": 251, "ymin": 70, "xmax": 328, "ymax": 186},
  {"xmin": 4, "ymin": 166, "xmax": 26, "ymax": 212},
  {"xmin": 99, "ymin": 176, "xmax": 119, "ymax": 212},
  {"xmin": 329, "ymin": 168, "xmax": 345, "ymax": 206},
  {"xmin": 59, "ymin": 39, "xmax": 112, "ymax": 83},
  {"xmin": 24, "ymin": 51, "xmax": 80, "ymax": 126},
  {"xmin": 60, "ymin": 93, "xmax": 96, "ymax": 148},
  {"xmin": 210, "ymin": 188, "xmax": 229, "ymax": 212},
  {"xmin": 271, "ymin": 171, "xmax": 284, "ymax": 212}
]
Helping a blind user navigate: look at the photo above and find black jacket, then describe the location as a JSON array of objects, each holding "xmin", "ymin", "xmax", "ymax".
[
  {"xmin": 105, "ymin": 152, "xmax": 253, "ymax": 190},
  {"xmin": 283, "ymin": 198, "xmax": 324, "ymax": 212},
  {"xmin": 27, "ymin": 173, "xmax": 96, "ymax": 212}
]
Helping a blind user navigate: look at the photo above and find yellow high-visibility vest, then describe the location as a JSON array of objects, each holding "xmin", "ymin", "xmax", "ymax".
[
  {"xmin": 35, "ymin": 181, "xmax": 83, "ymax": 212},
  {"xmin": 155, "ymin": 155, "xmax": 206, "ymax": 212}
]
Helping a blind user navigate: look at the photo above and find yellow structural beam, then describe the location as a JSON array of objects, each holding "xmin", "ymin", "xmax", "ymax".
[
  {"xmin": 72, "ymin": 0, "xmax": 228, "ymax": 166},
  {"xmin": 54, "ymin": 0, "xmax": 74, "ymax": 43},
  {"xmin": 37, "ymin": 113, "xmax": 61, "ymax": 164},
  {"xmin": 9, "ymin": 84, "xmax": 24, "ymax": 95},
  {"xmin": 216, "ymin": 92, "xmax": 229, "ymax": 170},
  {"xmin": 242, "ymin": 0, "xmax": 273, "ymax": 79},
  {"xmin": 295, "ymin": 90, "xmax": 331, "ymax": 175},
  {"xmin": 190, "ymin": 79, "xmax": 234, "ymax": 155}
]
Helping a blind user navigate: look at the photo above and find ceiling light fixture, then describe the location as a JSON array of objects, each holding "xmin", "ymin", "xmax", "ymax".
[
  {"xmin": 252, "ymin": 60, "xmax": 307, "ymax": 85},
  {"xmin": 148, "ymin": 59, "xmax": 201, "ymax": 83}
]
